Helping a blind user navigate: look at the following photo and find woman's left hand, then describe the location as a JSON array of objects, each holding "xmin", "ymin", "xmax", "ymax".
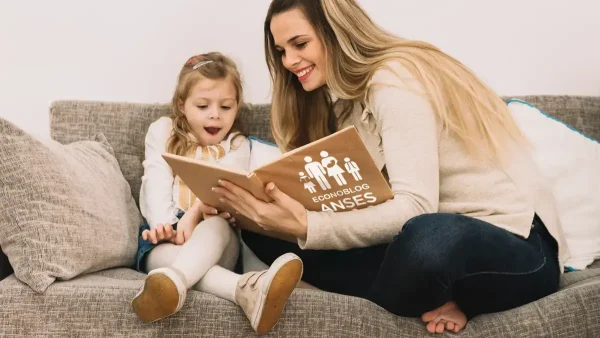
[{"xmin": 212, "ymin": 180, "xmax": 308, "ymax": 240}]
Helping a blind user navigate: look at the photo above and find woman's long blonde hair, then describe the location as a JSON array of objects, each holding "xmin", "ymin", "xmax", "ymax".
[
  {"xmin": 167, "ymin": 52, "xmax": 245, "ymax": 156},
  {"xmin": 264, "ymin": 0, "xmax": 527, "ymax": 161}
]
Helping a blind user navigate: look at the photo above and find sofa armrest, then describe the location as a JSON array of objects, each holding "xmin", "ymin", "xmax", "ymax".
[{"xmin": 0, "ymin": 249, "xmax": 13, "ymax": 281}]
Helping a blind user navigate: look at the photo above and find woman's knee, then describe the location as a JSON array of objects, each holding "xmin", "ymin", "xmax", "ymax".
[
  {"xmin": 401, "ymin": 213, "xmax": 464, "ymax": 234},
  {"xmin": 389, "ymin": 213, "xmax": 468, "ymax": 271}
]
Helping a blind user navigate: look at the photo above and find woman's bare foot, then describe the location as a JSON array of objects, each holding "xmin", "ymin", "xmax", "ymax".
[{"xmin": 421, "ymin": 301, "xmax": 467, "ymax": 334}]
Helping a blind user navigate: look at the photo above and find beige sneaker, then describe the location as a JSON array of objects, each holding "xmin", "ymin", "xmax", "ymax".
[
  {"xmin": 235, "ymin": 253, "xmax": 303, "ymax": 335},
  {"xmin": 131, "ymin": 267, "xmax": 188, "ymax": 323}
]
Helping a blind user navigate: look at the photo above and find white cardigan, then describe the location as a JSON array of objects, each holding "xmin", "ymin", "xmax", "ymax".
[{"xmin": 139, "ymin": 116, "xmax": 250, "ymax": 228}]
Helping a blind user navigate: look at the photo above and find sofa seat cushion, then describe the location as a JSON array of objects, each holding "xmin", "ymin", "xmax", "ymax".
[{"xmin": 1, "ymin": 267, "xmax": 599, "ymax": 337}]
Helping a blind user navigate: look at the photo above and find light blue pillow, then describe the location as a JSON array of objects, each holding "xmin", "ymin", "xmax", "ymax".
[{"xmin": 247, "ymin": 136, "xmax": 282, "ymax": 172}]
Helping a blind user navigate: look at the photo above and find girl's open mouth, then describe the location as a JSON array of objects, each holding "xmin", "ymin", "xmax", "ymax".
[{"xmin": 204, "ymin": 127, "xmax": 221, "ymax": 135}]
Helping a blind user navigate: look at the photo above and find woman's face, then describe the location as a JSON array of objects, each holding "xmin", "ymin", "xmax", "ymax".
[{"xmin": 270, "ymin": 8, "xmax": 327, "ymax": 91}]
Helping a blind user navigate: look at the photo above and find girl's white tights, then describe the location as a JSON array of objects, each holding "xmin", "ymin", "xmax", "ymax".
[{"xmin": 144, "ymin": 216, "xmax": 269, "ymax": 303}]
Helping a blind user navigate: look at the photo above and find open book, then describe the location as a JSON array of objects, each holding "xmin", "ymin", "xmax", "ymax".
[{"xmin": 162, "ymin": 126, "xmax": 394, "ymax": 241}]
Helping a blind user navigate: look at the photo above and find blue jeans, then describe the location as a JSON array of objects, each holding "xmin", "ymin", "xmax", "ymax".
[{"xmin": 241, "ymin": 213, "xmax": 560, "ymax": 319}]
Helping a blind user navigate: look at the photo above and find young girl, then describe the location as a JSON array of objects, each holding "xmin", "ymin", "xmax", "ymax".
[{"xmin": 132, "ymin": 52, "xmax": 304, "ymax": 335}]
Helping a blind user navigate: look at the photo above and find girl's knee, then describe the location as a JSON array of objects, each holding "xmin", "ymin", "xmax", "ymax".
[
  {"xmin": 193, "ymin": 216, "xmax": 234, "ymax": 239},
  {"xmin": 199, "ymin": 215, "xmax": 230, "ymax": 228}
]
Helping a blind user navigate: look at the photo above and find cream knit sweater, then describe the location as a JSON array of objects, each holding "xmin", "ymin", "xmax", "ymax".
[{"xmin": 299, "ymin": 62, "xmax": 570, "ymax": 272}]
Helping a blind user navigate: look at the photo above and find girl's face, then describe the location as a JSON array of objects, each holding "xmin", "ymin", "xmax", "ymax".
[
  {"xmin": 270, "ymin": 8, "xmax": 327, "ymax": 92},
  {"xmin": 180, "ymin": 78, "xmax": 238, "ymax": 146}
]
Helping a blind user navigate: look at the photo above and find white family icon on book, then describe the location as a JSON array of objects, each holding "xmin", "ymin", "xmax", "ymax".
[{"xmin": 299, "ymin": 150, "xmax": 362, "ymax": 194}]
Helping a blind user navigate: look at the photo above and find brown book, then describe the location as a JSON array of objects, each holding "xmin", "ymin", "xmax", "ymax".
[{"xmin": 162, "ymin": 125, "xmax": 394, "ymax": 242}]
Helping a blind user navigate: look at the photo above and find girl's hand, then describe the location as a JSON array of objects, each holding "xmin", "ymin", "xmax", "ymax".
[
  {"xmin": 203, "ymin": 211, "xmax": 237, "ymax": 227},
  {"xmin": 173, "ymin": 199, "xmax": 235, "ymax": 245},
  {"xmin": 173, "ymin": 216, "xmax": 196, "ymax": 245},
  {"xmin": 212, "ymin": 180, "xmax": 308, "ymax": 239},
  {"xmin": 142, "ymin": 223, "xmax": 177, "ymax": 245}
]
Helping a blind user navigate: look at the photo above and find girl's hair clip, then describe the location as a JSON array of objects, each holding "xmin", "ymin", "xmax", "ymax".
[
  {"xmin": 185, "ymin": 55, "xmax": 214, "ymax": 70},
  {"xmin": 193, "ymin": 60, "xmax": 213, "ymax": 70}
]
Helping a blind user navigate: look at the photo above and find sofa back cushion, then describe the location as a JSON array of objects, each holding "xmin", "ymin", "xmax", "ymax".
[
  {"xmin": 49, "ymin": 97, "xmax": 599, "ymax": 208},
  {"xmin": 50, "ymin": 101, "xmax": 272, "ymax": 206}
]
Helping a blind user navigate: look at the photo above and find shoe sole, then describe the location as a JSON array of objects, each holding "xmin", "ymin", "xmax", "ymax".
[
  {"xmin": 131, "ymin": 273, "xmax": 180, "ymax": 323},
  {"xmin": 255, "ymin": 258, "xmax": 303, "ymax": 334}
]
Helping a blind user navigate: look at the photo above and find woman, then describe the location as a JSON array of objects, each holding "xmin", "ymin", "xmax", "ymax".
[{"xmin": 212, "ymin": 0, "xmax": 569, "ymax": 333}]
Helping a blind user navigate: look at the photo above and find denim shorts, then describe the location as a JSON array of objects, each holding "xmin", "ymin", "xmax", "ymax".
[{"xmin": 134, "ymin": 212, "xmax": 183, "ymax": 272}]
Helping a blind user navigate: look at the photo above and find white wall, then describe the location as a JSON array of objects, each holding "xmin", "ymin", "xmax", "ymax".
[{"xmin": 1, "ymin": 0, "xmax": 599, "ymax": 140}]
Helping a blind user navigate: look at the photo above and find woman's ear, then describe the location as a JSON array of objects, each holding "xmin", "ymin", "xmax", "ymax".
[{"xmin": 177, "ymin": 99, "xmax": 185, "ymax": 114}]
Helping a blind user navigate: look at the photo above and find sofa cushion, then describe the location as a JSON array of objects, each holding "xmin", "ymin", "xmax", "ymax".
[
  {"xmin": 0, "ymin": 267, "xmax": 599, "ymax": 337},
  {"xmin": 508, "ymin": 99, "xmax": 600, "ymax": 270},
  {"xmin": 48, "ymin": 97, "xmax": 600, "ymax": 208},
  {"xmin": 0, "ymin": 118, "xmax": 142, "ymax": 292},
  {"xmin": 510, "ymin": 95, "xmax": 600, "ymax": 141}
]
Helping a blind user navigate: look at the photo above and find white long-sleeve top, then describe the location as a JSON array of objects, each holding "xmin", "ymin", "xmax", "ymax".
[{"xmin": 139, "ymin": 116, "xmax": 250, "ymax": 228}]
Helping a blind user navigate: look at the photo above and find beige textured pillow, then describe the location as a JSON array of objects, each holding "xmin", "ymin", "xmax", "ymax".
[{"xmin": 0, "ymin": 118, "xmax": 141, "ymax": 292}]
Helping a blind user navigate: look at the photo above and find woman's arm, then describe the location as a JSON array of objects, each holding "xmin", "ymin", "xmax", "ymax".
[
  {"xmin": 298, "ymin": 62, "xmax": 440, "ymax": 250},
  {"xmin": 139, "ymin": 117, "xmax": 180, "ymax": 228}
]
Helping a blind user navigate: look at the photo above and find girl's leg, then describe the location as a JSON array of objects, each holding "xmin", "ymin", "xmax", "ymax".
[
  {"xmin": 191, "ymin": 220, "xmax": 241, "ymax": 302},
  {"xmin": 142, "ymin": 217, "xmax": 240, "ymax": 302},
  {"xmin": 369, "ymin": 213, "xmax": 560, "ymax": 333},
  {"xmin": 133, "ymin": 217, "xmax": 238, "ymax": 322},
  {"xmin": 237, "ymin": 237, "xmax": 319, "ymax": 290},
  {"xmin": 240, "ymin": 237, "xmax": 270, "ymax": 272},
  {"xmin": 170, "ymin": 216, "xmax": 240, "ymax": 289},
  {"xmin": 134, "ymin": 217, "xmax": 304, "ymax": 335},
  {"xmin": 144, "ymin": 243, "xmax": 180, "ymax": 271}
]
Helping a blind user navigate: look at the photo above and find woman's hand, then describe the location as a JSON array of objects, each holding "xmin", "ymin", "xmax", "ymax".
[{"xmin": 212, "ymin": 180, "xmax": 308, "ymax": 240}]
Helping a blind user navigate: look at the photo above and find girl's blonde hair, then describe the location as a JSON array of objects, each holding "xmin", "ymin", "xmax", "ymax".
[
  {"xmin": 167, "ymin": 52, "xmax": 245, "ymax": 156},
  {"xmin": 264, "ymin": 0, "xmax": 527, "ymax": 162}
]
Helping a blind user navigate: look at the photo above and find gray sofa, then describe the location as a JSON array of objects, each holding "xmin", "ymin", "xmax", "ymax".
[{"xmin": 1, "ymin": 96, "xmax": 599, "ymax": 337}]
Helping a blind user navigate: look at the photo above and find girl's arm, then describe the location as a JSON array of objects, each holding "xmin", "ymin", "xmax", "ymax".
[
  {"xmin": 298, "ymin": 62, "xmax": 440, "ymax": 250},
  {"xmin": 139, "ymin": 117, "xmax": 180, "ymax": 228}
]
